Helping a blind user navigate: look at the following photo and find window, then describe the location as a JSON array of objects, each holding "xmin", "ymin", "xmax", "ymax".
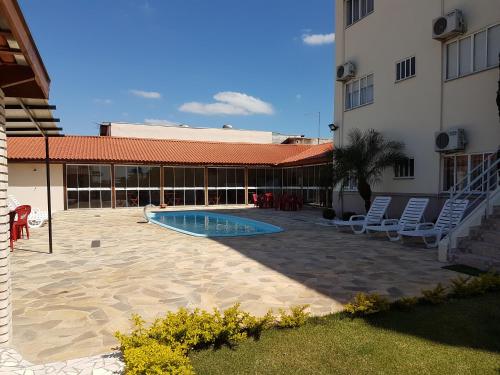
[
  {"xmin": 396, "ymin": 56, "xmax": 415, "ymax": 82},
  {"xmin": 345, "ymin": 74, "xmax": 374, "ymax": 110},
  {"xmin": 66, "ymin": 164, "xmax": 112, "ymax": 209},
  {"xmin": 164, "ymin": 167, "xmax": 205, "ymax": 206},
  {"xmin": 446, "ymin": 23, "xmax": 500, "ymax": 80},
  {"xmin": 115, "ymin": 165, "xmax": 160, "ymax": 207},
  {"xmin": 207, "ymin": 168, "xmax": 245, "ymax": 205},
  {"xmin": 394, "ymin": 158, "xmax": 415, "ymax": 178},
  {"xmin": 442, "ymin": 153, "xmax": 498, "ymax": 192},
  {"xmin": 346, "ymin": 0, "xmax": 374, "ymax": 27}
]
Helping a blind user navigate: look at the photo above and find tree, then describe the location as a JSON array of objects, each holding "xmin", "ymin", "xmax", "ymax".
[{"xmin": 331, "ymin": 129, "xmax": 406, "ymax": 212}]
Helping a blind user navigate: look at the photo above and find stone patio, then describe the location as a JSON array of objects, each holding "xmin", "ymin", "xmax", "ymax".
[{"xmin": 10, "ymin": 207, "xmax": 459, "ymax": 364}]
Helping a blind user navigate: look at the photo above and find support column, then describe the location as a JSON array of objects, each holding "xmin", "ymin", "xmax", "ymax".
[{"xmin": 0, "ymin": 88, "xmax": 12, "ymax": 345}]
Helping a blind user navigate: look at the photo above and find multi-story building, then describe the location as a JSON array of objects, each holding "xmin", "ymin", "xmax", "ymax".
[{"xmin": 334, "ymin": 0, "xmax": 500, "ymax": 218}]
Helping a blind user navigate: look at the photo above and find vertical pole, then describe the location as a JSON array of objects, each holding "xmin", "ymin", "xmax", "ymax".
[
  {"xmin": 244, "ymin": 167, "xmax": 248, "ymax": 205},
  {"xmin": 159, "ymin": 165, "xmax": 164, "ymax": 206},
  {"xmin": 45, "ymin": 136, "xmax": 53, "ymax": 254},
  {"xmin": 111, "ymin": 164, "xmax": 116, "ymax": 209}
]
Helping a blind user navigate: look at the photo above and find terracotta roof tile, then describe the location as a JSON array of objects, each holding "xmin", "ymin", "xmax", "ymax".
[{"xmin": 7, "ymin": 136, "xmax": 333, "ymax": 166}]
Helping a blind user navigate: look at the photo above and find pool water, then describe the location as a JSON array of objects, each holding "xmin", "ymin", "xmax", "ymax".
[{"xmin": 148, "ymin": 211, "xmax": 283, "ymax": 237}]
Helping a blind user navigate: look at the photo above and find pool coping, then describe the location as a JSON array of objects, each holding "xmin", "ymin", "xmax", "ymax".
[{"xmin": 147, "ymin": 210, "xmax": 284, "ymax": 237}]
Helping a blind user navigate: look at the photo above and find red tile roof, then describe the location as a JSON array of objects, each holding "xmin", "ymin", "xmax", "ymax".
[{"xmin": 7, "ymin": 136, "xmax": 332, "ymax": 166}]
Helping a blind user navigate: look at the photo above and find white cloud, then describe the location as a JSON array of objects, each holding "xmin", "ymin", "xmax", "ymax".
[
  {"xmin": 302, "ymin": 32, "xmax": 335, "ymax": 46},
  {"xmin": 179, "ymin": 91, "xmax": 274, "ymax": 116},
  {"xmin": 144, "ymin": 118, "xmax": 179, "ymax": 126},
  {"xmin": 93, "ymin": 98, "xmax": 112, "ymax": 104},
  {"xmin": 129, "ymin": 89, "xmax": 162, "ymax": 99}
]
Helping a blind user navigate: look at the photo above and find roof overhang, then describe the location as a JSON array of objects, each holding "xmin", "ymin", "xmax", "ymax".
[{"xmin": 0, "ymin": 0, "xmax": 50, "ymax": 99}]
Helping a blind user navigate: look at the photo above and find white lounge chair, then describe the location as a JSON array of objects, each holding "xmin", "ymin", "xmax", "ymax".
[
  {"xmin": 365, "ymin": 198, "xmax": 429, "ymax": 241},
  {"xmin": 8, "ymin": 194, "xmax": 49, "ymax": 228},
  {"xmin": 332, "ymin": 196, "xmax": 392, "ymax": 234},
  {"xmin": 398, "ymin": 199, "xmax": 469, "ymax": 248}
]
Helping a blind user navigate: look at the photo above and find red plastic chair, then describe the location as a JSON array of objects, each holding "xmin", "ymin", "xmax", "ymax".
[
  {"xmin": 12, "ymin": 205, "xmax": 31, "ymax": 248},
  {"xmin": 252, "ymin": 193, "xmax": 259, "ymax": 207}
]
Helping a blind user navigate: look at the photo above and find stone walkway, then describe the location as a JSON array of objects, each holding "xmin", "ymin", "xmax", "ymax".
[
  {"xmin": 9, "ymin": 207, "xmax": 459, "ymax": 364},
  {"xmin": 0, "ymin": 348, "xmax": 123, "ymax": 374}
]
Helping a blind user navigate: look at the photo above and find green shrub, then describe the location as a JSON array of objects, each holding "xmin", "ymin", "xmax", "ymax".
[
  {"xmin": 392, "ymin": 296, "xmax": 419, "ymax": 311},
  {"xmin": 322, "ymin": 208, "xmax": 336, "ymax": 220},
  {"xmin": 122, "ymin": 342, "xmax": 193, "ymax": 375},
  {"xmin": 344, "ymin": 293, "xmax": 390, "ymax": 316},
  {"xmin": 276, "ymin": 305, "xmax": 310, "ymax": 328},
  {"xmin": 421, "ymin": 283, "xmax": 448, "ymax": 304},
  {"xmin": 475, "ymin": 272, "xmax": 500, "ymax": 291}
]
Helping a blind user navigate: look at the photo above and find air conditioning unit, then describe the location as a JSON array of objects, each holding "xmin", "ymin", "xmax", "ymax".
[
  {"xmin": 336, "ymin": 62, "xmax": 356, "ymax": 82},
  {"xmin": 432, "ymin": 10, "xmax": 466, "ymax": 41},
  {"xmin": 435, "ymin": 128, "xmax": 467, "ymax": 152}
]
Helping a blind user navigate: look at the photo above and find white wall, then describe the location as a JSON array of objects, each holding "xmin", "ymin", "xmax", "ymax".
[
  {"xmin": 334, "ymin": 0, "xmax": 500, "ymax": 214},
  {"xmin": 108, "ymin": 123, "xmax": 274, "ymax": 144},
  {"xmin": 7, "ymin": 163, "xmax": 64, "ymax": 213}
]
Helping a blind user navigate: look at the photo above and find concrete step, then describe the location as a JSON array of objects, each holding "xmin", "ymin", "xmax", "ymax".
[
  {"xmin": 451, "ymin": 252, "xmax": 500, "ymax": 272},
  {"xmin": 466, "ymin": 229, "xmax": 500, "ymax": 246},
  {"xmin": 459, "ymin": 241, "xmax": 500, "ymax": 258}
]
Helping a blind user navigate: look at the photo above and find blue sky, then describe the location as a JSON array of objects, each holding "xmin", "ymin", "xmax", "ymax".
[{"xmin": 19, "ymin": 0, "xmax": 334, "ymax": 138}]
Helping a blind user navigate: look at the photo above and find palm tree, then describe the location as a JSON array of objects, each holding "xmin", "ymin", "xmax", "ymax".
[{"xmin": 331, "ymin": 129, "xmax": 406, "ymax": 212}]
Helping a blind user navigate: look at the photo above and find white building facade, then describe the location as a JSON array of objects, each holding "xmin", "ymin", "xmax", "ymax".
[{"xmin": 334, "ymin": 0, "xmax": 500, "ymax": 218}]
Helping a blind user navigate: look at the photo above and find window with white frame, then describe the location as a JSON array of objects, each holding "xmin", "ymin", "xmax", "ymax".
[
  {"xmin": 346, "ymin": 0, "xmax": 374, "ymax": 27},
  {"xmin": 442, "ymin": 153, "xmax": 498, "ymax": 192},
  {"xmin": 446, "ymin": 23, "xmax": 500, "ymax": 80},
  {"xmin": 345, "ymin": 74, "xmax": 373, "ymax": 110},
  {"xmin": 396, "ymin": 56, "xmax": 415, "ymax": 82},
  {"xmin": 394, "ymin": 158, "xmax": 414, "ymax": 178}
]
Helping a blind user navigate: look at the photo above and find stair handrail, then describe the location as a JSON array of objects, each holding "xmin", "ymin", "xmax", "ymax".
[
  {"xmin": 447, "ymin": 154, "xmax": 500, "ymax": 247},
  {"xmin": 446, "ymin": 152, "xmax": 498, "ymax": 194}
]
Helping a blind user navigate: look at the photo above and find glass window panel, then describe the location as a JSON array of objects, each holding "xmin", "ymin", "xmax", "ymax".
[
  {"xmin": 456, "ymin": 155, "xmax": 468, "ymax": 190},
  {"xmin": 174, "ymin": 190, "xmax": 184, "ymax": 205},
  {"xmin": 138, "ymin": 166, "xmax": 150, "ymax": 187},
  {"xmin": 67, "ymin": 191, "xmax": 78, "ymax": 209},
  {"xmin": 195, "ymin": 168, "xmax": 205, "ymax": 188},
  {"xmin": 185, "ymin": 168, "xmax": 195, "ymax": 187},
  {"xmin": 227, "ymin": 169, "xmax": 236, "ymax": 187},
  {"xmin": 164, "ymin": 167, "xmax": 174, "ymax": 187},
  {"xmin": 346, "ymin": 0, "xmax": 352, "ymax": 26},
  {"xmin": 127, "ymin": 190, "xmax": 139, "ymax": 207},
  {"xmin": 409, "ymin": 159, "xmax": 415, "ymax": 177},
  {"xmin": 367, "ymin": 0, "xmax": 373, "ymax": 13},
  {"xmin": 100, "ymin": 166, "xmax": 111, "ymax": 188},
  {"xmin": 127, "ymin": 166, "xmax": 138, "ymax": 188},
  {"xmin": 352, "ymin": 0, "xmax": 359, "ymax": 22},
  {"xmin": 360, "ymin": 77, "xmax": 367, "ymax": 104},
  {"xmin": 208, "ymin": 168, "xmax": 217, "ymax": 187},
  {"xmin": 235, "ymin": 169, "xmax": 244, "ymax": 187},
  {"xmin": 185, "ymin": 190, "xmax": 195, "ymax": 205},
  {"xmin": 236, "ymin": 189, "xmax": 245, "ymax": 205},
  {"xmin": 227, "ymin": 189, "xmax": 236, "ymax": 204},
  {"xmin": 459, "ymin": 37, "xmax": 472, "ymax": 76},
  {"xmin": 248, "ymin": 169, "xmax": 256, "ymax": 187},
  {"xmin": 90, "ymin": 191, "xmax": 101, "ymax": 208},
  {"xmin": 217, "ymin": 189, "xmax": 226, "ymax": 205},
  {"xmin": 150, "ymin": 167, "xmax": 160, "ymax": 187},
  {"xmin": 470, "ymin": 154, "xmax": 484, "ymax": 191},
  {"xmin": 487, "ymin": 24, "xmax": 500, "ymax": 67},
  {"xmin": 78, "ymin": 190, "xmax": 89, "ymax": 208},
  {"xmin": 473, "ymin": 31, "xmax": 487, "ymax": 71},
  {"xmin": 265, "ymin": 169, "xmax": 273, "ymax": 187},
  {"xmin": 67, "ymin": 165, "xmax": 78, "ymax": 188},
  {"xmin": 208, "ymin": 190, "xmax": 218, "ymax": 205},
  {"xmin": 164, "ymin": 190, "xmax": 175, "ymax": 206},
  {"xmin": 218, "ymin": 168, "xmax": 227, "ymax": 188},
  {"xmin": 411, "ymin": 57, "xmax": 416, "ymax": 76},
  {"xmin": 174, "ymin": 167, "xmax": 185, "ymax": 188},
  {"xmin": 139, "ymin": 190, "xmax": 150, "ymax": 206},
  {"xmin": 352, "ymin": 80, "xmax": 360, "ymax": 107},
  {"xmin": 150, "ymin": 190, "xmax": 160, "ymax": 206},
  {"xmin": 361, "ymin": 0, "xmax": 367, "ymax": 17},
  {"xmin": 345, "ymin": 83, "xmax": 352, "ymax": 109},
  {"xmin": 257, "ymin": 169, "xmax": 265, "ymax": 187},
  {"xmin": 195, "ymin": 190, "xmax": 205, "ymax": 206},
  {"xmin": 446, "ymin": 42, "xmax": 458, "ymax": 79},
  {"xmin": 78, "ymin": 165, "xmax": 89, "ymax": 188},
  {"xmin": 101, "ymin": 190, "xmax": 112, "ymax": 208},
  {"xmin": 115, "ymin": 166, "xmax": 127, "ymax": 188},
  {"xmin": 396, "ymin": 62, "xmax": 401, "ymax": 81},
  {"xmin": 405, "ymin": 59, "xmax": 410, "ymax": 77},
  {"xmin": 366, "ymin": 75, "xmax": 374, "ymax": 103},
  {"xmin": 115, "ymin": 190, "xmax": 127, "ymax": 207}
]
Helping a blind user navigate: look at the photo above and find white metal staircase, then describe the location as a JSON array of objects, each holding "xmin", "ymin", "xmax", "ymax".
[{"xmin": 438, "ymin": 152, "xmax": 500, "ymax": 271}]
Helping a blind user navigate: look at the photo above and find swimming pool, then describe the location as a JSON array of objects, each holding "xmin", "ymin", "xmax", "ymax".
[{"xmin": 147, "ymin": 211, "xmax": 283, "ymax": 237}]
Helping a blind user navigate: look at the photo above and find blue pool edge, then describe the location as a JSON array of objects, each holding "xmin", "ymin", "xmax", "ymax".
[{"xmin": 147, "ymin": 210, "xmax": 284, "ymax": 238}]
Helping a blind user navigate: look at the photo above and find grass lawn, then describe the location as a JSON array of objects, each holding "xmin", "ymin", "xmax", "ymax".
[{"xmin": 191, "ymin": 292, "xmax": 500, "ymax": 374}]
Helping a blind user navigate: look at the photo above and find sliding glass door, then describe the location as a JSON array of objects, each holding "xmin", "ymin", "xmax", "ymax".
[
  {"xmin": 207, "ymin": 168, "xmax": 245, "ymax": 205},
  {"xmin": 115, "ymin": 165, "xmax": 161, "ymax": 207},
  {"xmin": 164, "ymin": 167, "xmax": 205, "ymax": 206}
]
